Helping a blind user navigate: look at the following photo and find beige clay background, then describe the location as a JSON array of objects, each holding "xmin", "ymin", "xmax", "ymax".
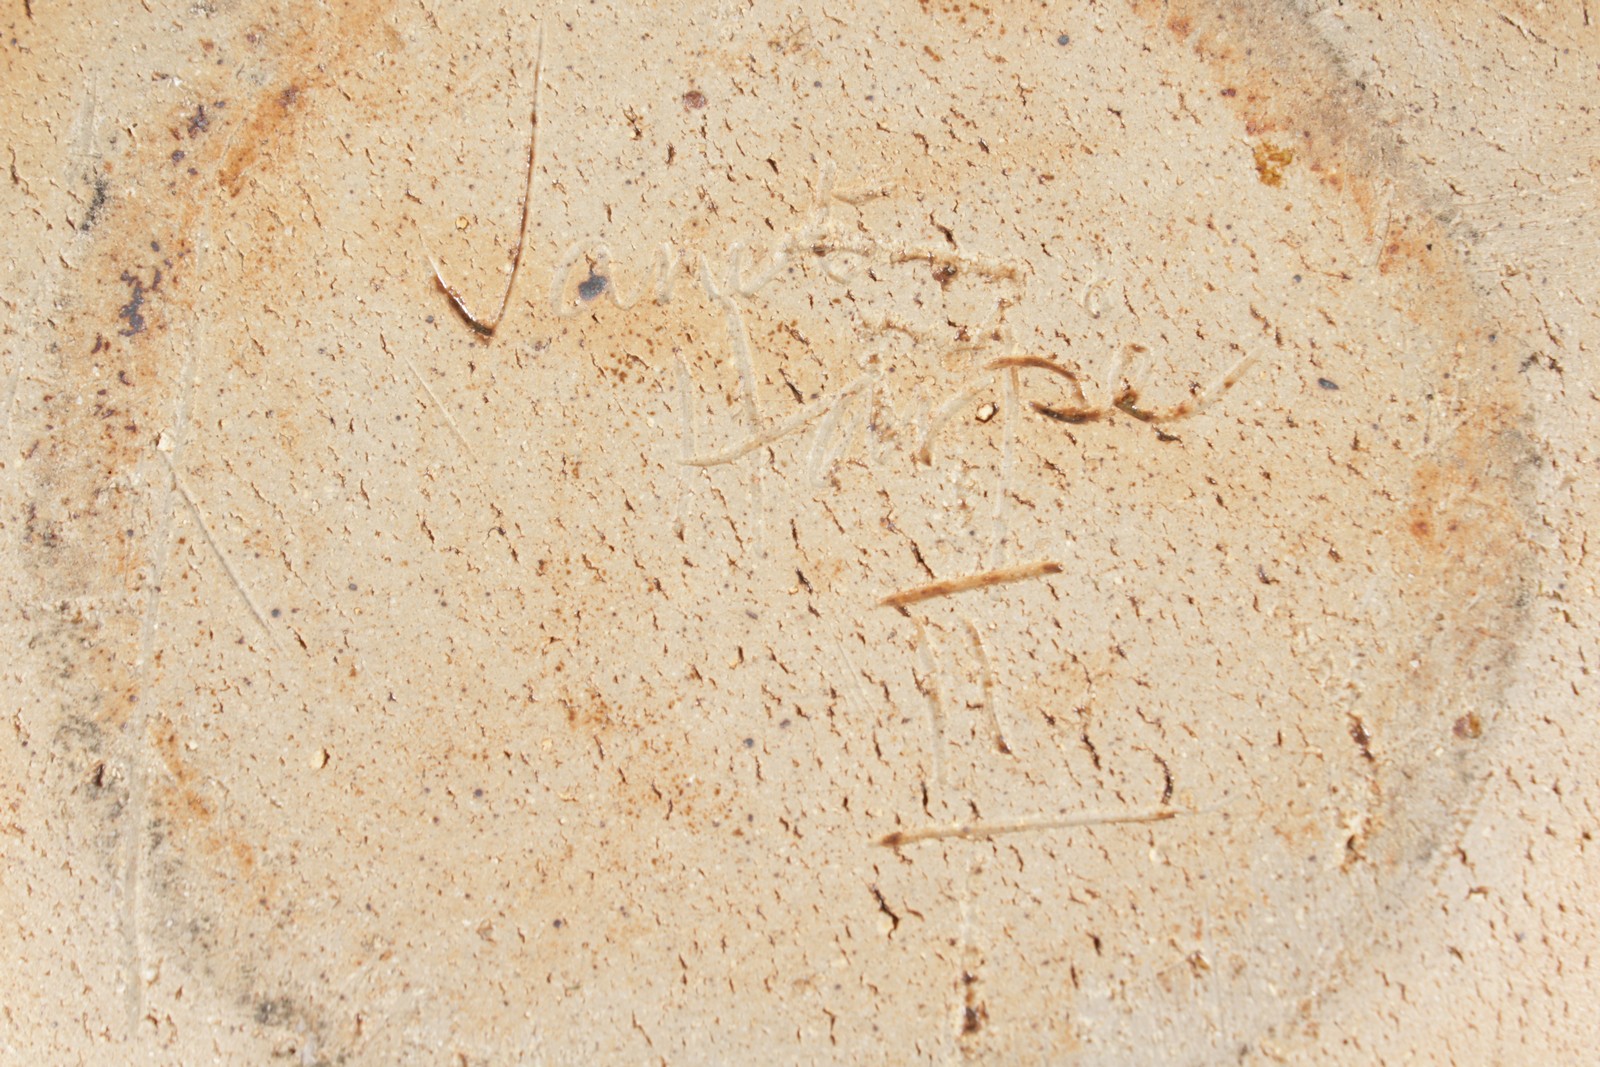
[{"xmin": 3, "ymin": 0, "xmax": 1598, "ymax": 1062}]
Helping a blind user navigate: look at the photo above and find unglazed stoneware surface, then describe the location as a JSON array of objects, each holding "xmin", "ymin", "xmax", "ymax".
[{"xmin": 4, "ymin": 2, "xmax": 1597, "ymax": 1062}]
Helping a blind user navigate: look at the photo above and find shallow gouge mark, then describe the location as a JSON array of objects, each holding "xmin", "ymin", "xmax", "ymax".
[
  {"xmin": 912, "ymin": 617, "xmax": 946, "ymax": 800},
  {"xmin": 1114, "ymin": 350, "xmax": 1258, "ymax": 424},
  {"xmin": 983, "ymin": 354, "xmax": 1091, "ymax": 405},
  {"xmin": 684, "ymin": 372, "xmax": 871, "ymax": 467},
  {"xmin": 880, "ymin": 560, "xmax": 1062, "ymax": 609},
  {"xmin": 382, "ymin": 333, "xmax": 476, "ymax": 459},
  {"xmin": 878, "ymin": 806, "xmax": 1181, "ymax": 847},
  {"xmin": 964, "ymin": 619, "xmax": 1011, "ymax": 756},
  {"xmin": 161, "ymin": 452, "xmax": 281, "ymax": 650},
  {"xmin": 681, "ymin": 405, "xmax": 817, "ymax": 468},
  {"xmin": 428, "ymin": 22, "xmax": 545, "ymax": 336},
  {"xmin": 915, "ymin": 373, "xmax": 996, "ymax": 466}
]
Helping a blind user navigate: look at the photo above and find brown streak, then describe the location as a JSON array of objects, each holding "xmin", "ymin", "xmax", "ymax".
[
  {"xmin": 880, "ymin": 561, "xmax": 1062, "ymax": 608},
  {"xmin": 430, "ymin": 22, "xmax": 544, "ymax": 336},
  {"xmin": 985, "ymin": 354, "xmax": 1084, "ymax": 381},
  {"xmin": 1031, "ymin": 401, "xmax": 1103, "ymax": 424},
  {"xmin": 431, "ymin": 271, "xmax": 495, "ymax": 336},
  {"xmin": 986, "ymin": 354, "xmax": 1090, "ymax": 404},
  {"xmin": 1114, "ymin": 396, "xmax": 1164, "ymax": 423}
]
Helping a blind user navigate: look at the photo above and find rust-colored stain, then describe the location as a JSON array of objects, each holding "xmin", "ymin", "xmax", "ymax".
[
  {"xmin": 152, "ymin": 717, "xmax": 264, "ymax": 885},
  {"xmin": 563, "ymin": 688, "xmax": 617, "ymax": 730},
  {"xmin": 14, "ymin": 0, "xmax": 399, "ymax": 1027},
  {"xmin": 214, "ymin": 0, "xmax": 397, "ymax": 199},
  {"xmin": 218, "ymin": 82, "xmax": 304, "ymax": 197},
  {"xmin": 1252, "ymin": 140, "xmax": 1294, "ymax": 185},
  {"xmin": 1402, "ymin": 401, "xmax": 1524, "ymax": 567},
  {"xmin": 24, "ymin": 0, "xmax": 399, "ymax": 728},
  {"xmin": 9, "ymin": 0, "xmax": 1548, "ymax": 1055},
  {"xmin": 1378, "ymin": 216, "xmax": 1440, "ymax": 282},
  {"xmin": 1132, "ymin": 0, "xmax": 1534, "ymax": 874},
  {"xmin": 915, "ymin": 0, "xmax": 1002, "ymax": 25},
  {"xmin": 1137, "ymin": 0, "xmax": 1384, "ymax": 229}
]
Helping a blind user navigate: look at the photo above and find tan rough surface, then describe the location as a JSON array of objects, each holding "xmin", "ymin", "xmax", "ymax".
[{"xmin": 2, "ymin": 1, "xmax": 1595, "ymax": 1062}]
